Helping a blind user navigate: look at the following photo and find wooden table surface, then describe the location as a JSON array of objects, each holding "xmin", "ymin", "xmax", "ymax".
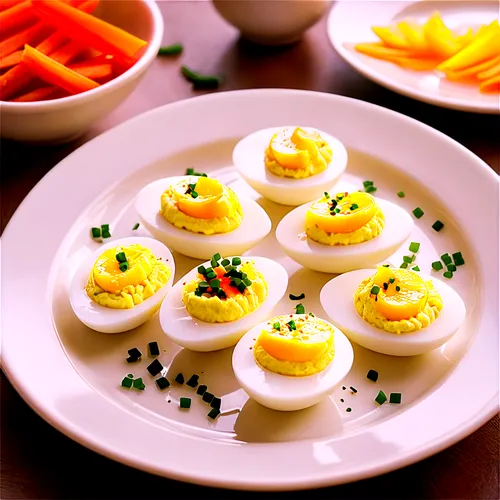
[{"xmin": 1, "ymin": 2, "xmax": 499, "ymax": 499}]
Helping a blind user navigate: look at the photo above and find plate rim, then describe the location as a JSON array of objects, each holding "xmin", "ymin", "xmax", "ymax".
[
  {"xmin": 326, "ymin": 0, "xmax": 500, "ymax": 114},
  {"xmin": 1, "ymin": 88, "xmax": 499, "ymax": 491}
]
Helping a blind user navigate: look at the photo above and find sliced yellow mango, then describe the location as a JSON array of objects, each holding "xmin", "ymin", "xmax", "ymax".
[
  {"xmin": 445, "ymin": 55, "xmax": 500, "ymax": 81},
  {"xmin": 372, "ymin": 25, "xmax": 410, "ymax": 49},
  {"xmin": 354, "ymin": 42, "xmax": 413, "ymax": 61},
  {"xmin": 477, "ymin": 63, "xmax": 500, "ymax": 80},
  {"xmin": 423, "ymin": 12, "xmax": 462, "ymax": 59},
  {"xmin": 480, "ymin": 74, "xmax": 500, "ymax": 93},
  {"xmin": 397, "ymin": 21, "xmax": 429, "ymax": 53},
  {"xmin": 392, "ymin": 57, "xmax": 441, "ymax": 71}
]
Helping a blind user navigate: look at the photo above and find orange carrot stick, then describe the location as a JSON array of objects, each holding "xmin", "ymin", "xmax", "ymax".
[
  {"xmin": 21, "ymin": 44, "xmax": 99, "ymax": 94},
  {"xmin": 0, "ymin": 0, "xmax": 22, "ymax": 12},
  {"xmin": 480, "ymin": 75, "xmax": 500, "ymax": 93},
  {"xmin": 32, "ymin": 0, "xmax": 147, "ymax": 64},
  {"xmin": 0, "ymin": 48, "xmax": 21, "ymax": 68},
  {"xmin": 0, "ymin": 22, "xmax": 52, "ymax": 58},
  {"xmin": 477, "ymin": 63, "xmax": 500, "ymax": 81},
  {"xmin": 0, "ymin": 1, "xmax": 36, "ymax": 35},
  {"xmin": 11, "ymin": 85, "xmax": 58, "ymax": 101},
  {"xmin": 69, "ymin": 61, "xmax": 112, "ymax": 80}
]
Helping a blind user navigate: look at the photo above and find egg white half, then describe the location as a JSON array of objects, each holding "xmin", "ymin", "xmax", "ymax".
[
  {"xmin": 69, "ymin": 236, "xmax": 175, "ymax": 334},
  {"xmin": 276, "ymin": 197, "xmax": 413, "ymax": 273},
  {"xmin": 232, "ymin": 317, "xmax": 354, "ymax": 411},
  {"xmin": 232, "ymin": 126, "xmax": 348, "ymax": 206},
  {"xmin": 159, "ymin": 257, "xmax": 288, "ymax": 352},
  {"xmin": 135, "ymin": 176, "xmax": 272, "ymax": 260},
  {"xmin": 320, "ymin": 269, "xmax": 466, "ymax": 356}
]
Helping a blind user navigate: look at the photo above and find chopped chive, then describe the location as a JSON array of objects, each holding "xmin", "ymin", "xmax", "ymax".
[
  {"xmin": 366, "ymin": 369, "xmax": 379, "ymax": 382},
  {"xmin": 383, "ymin": 282, "xmax": 388, "ymax": 290},
  {"xmin": 295, "ymin": 303, "xmax": 305, "ymax": 314},
  {"xmin": 205, "ymin": 271, "xmax": 216, "ymax": 280},
  {"xmin": 323, "ymin": 192, "xmax": 330, "ymax": 199},
  {"xmin": 207, "ymin": 408, "xmax": 220, "ymax": 420},
  {"xmin": 91, "ymin": 227, "xmax": 101, "ymax": 238},
  {"xmin": 210, "ymin": 397, "xmax": 221, "ymax": 409},
  {"xmin": 121, "ymin": 377, "xmax": 133, "ymax": 388},
  {"xmin": 400, "ymin": 262, "xmax": 408, "ymax": 269},
  {"xmin": 146, "ymin": 359, "xmax": 163, "ymax": 377},
  {"xmin": 185, "ymin": 167, "xmax": 207, "ymax": 177},
  {"xmin": 132, "ymin": 223, "xmax": 140, "ymax": 230},
  {"xmin": 221, "ymin": 259, "xmax": 230, "ymax": 267},
  {"xmin": 209, "ymin": 279, "xmax": 221, "ymax": 289},
  {"xmin": 350, "ymin": 204, "xmax": 359, "ymax": 211},
  {"xmin": 126, "ymin": 356, "xmax": 138, "ymax": 363},
  {"xmin": 174, "ymin": 373, "xmax": 184, "ymax": 384},
  {"xmin": 194, "ymin": 290, "xmax": 203, "ymax": 297},
  {"xmin": 287, "ymin": 320, "xmax": 296, "ymax": 331},
  {"xmin": 389, "ymin": 393, "xmax": 402, "ymax": 404},
  {"xmin": 132, "ymin": 377, "xmax": 144, "ymax": 389},
  {"xmin": 127, "ymin": 348, "xmax": 142, "ymax": 360},
  {"xmin": 198, "ymin": 281, "xmax": 210, "ymax": 291},
  {"xmin": 211, "ymin": 257, "xmax": 218, "ymax": 268},
  {"xmin": 181, "ymin": 65, "xmax": 222, "ymax": 89},
  {"xmin": 443, "ymin": 271, "xmax": 453, "ymax": 279},
  {"xmin": 236, "ymin": 281, "xmax": 247, "ymax": 293},
  {"xmin": 447, "ymin": 264, "xmax": 457, "ymax": 272},
  {"xmin": 432, "ymin": 220, "xmax": 444, "ymax": 232},
  {"xmin": 308, "ymin": 312, "xmax": 315, "ymax": 317},
  {"xmin": 190, "ymin": 191, "xmax": 199, "ymax": 199},
  {"xmin": 365, "ymin": 185, "xmax": 377, "ymax": 193},
  {"xmin": 395, "ymin": 285, "xmax": 401, "ymax": 291},
  {"xmin": 101, "ymin": 224, "xmax": 111, "ymax": 238},
  {"xmin": 403, "ymin": 255, "xmax": 413, "ymax": 263},
  {"xmin": 202, "ymin": 392, "xmax": 214, "ymax": 403},
  {"xmin": 197, "ymin": 384, "xmax": 207, "ymax": 396},
  {"xmin": 382, "ymin": 264, "xmax": 390, "ymax": 267},
  {"xmin": 186, "ymin": 168, "xmax": 194, "ymax": 175},
  {"xmin": 375, "ymin": 390, "xmax": 387, "ymax": 405},
  {"xmin": 217, "ymin": 289, "xmax": 227, "ymax": 299},
  {"xmin": 363, "ymin": 180, "xmax": 373, "ymax": 187},
  {"xmin": 232, "ymin": 257, "xmax": 241, "ymax": 266},
  {"xmin": 342, "ymin": 386, "xmax": 346, "ymax": 390},
  {"xmin": 186, "ymin": 374, "xmax": 199, "ymax": 388},
  {"xmin": 412, "ymin": 266, "xmax": 420, "ymax": 271},
  {"xmin": 243, "ymin": 278, "xmax": 252, "ymax": 287},
  {"xmin": 289, "ymin": 293, "xmax": 305, "ymax": 301},
  {"xmin": 412, "ymin": 207, "xmax": 424, "ymax": 219},
  {"xmin": 116, "ymin": 251, "xmax": 127, "ymax": 263},
  {"xmin": 127, "ymin": 374, "xmax": 133, "ymax": 378},
  {"xmin": 370, "ymin": 285, "xmax": 380, "ymax": 295},
  {"xmin": 432, "ymin": 261, "xmax": 443, "ymax": 271},
  {"xmin": 409, "ymin": 242, "xmax": 420, "ymax": 253},
  {"xmin": 212, "ymin": 252, "xmax": 221, "ymax": 262},
  {"xmin": 101, "ymin": 224, "xmax": 109, "ymax": 232},
  {"xmin": 119, "ymin": 262, "xmax": 129, "ymax": 272},
  {"xmin": 389, "ymin": 278, "xmax": 395, "ymax": 284},
  {"xmin": 349, "ymin": 386, "xmax": 357, "ymax": 393},
  {"xmin": 197, "ymin": 265, "xmax": 206, "ymax": 275},
  {"xmin": 452, "ymin": 252, "xmax": 465, "ymax": 266},
  {"xmin": 273, "ymin": 322, "xmax": 281, "ymax": 330},
  {"xmin": 397, "ymin": 191, "xmax": 405, "ymax": 198},
  {"xmin": 179, "ymin": 397, "xmax": 191, "ymax": 409},
  {"xmin": 158, "ymin": 43, "xmax": 183, "ymax": 56},
  {"xmin": 441, "ymin": 253, "xmax": 452, "ymax": 265},
  {"xmin": 155, "ymin": 377, "xmax": 170, "ymax": 390},
  {"xmin": 346, "ymin": 407, "xmax": 352, "ymax": 412},
  {"xmin": 102, "ymin": 230, "xmax": 111, "ymax": 239}
]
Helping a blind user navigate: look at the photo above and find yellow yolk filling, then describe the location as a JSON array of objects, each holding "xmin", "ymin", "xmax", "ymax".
[
  {"xmin": 182, "ymin": 262, "xmax": 268, "ymax": 323},
  {"xmin": 253, "ymin": 315, "xmax": 335, "ymax": 376},
  {"xmin": 265, "ymin": 127, "xmax": 333, "ymax": 178},
  {"xmin": 86, "ymin": 244, "xmax": 171, "ymax": 309},
  {"xmin": 306, "ymin": 192, "xmax": 385, "ymax": 245},
  {"xmin": 354, "ymin": 267, "xmax": 443, "ymax": 334},
  {"xmin": 161, "ymin": 177, "xmax": 243, "ymax": 235}
]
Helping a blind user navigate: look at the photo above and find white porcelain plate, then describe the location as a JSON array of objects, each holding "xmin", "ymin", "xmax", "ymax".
[
  {"xmin": 2, "ymin": 89, "xmax": 498, "ymax": 491},
  {"xmin": 327, "ymin": 0, "xmax": 500, "ymax": 113}
]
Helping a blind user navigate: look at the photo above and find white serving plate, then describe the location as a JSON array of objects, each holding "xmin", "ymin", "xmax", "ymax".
[
  {"xmin": 327, "ymin": 0, "xmax": 500, "ymax": 113},
  {"xmin": 2, "ymin": 89, "xmax": 498, "ymax": 491}
]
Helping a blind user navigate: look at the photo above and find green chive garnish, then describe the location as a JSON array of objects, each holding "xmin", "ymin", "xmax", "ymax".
[
  {"xmin": 197, "ymin": 265, "xmax": 206, "ymax": 275},
  {"xmin": 185, "ymin": 167, "xmax": 208, "ymax": 177},
  {"xmin": 403, "ymin": 255, "xmax": 413, "ymax": 263},
  {"xmin": 101, "ymin": 224, "xmax": 110, "ymax": 232},
  {"xmin": 412, "ymin": 266, "xmax": 420, "ymax": 271},
  {"xmin": 91, "ymin": 227, "xmax": 101, "ymax": 239},
  {"xmin": 365, "ymin": 185, "xmax": 377, "ymax": 193},
  {"xmin": 190, "ymin": 191, "xmax": 199, "ymax": 199},
  {"xmin": 210, "ymin": 397, "xmax": 221, "ymax": 409},
  {"xmin": 121, "ymin": 377, "xmax": 133, "ymax": 388},
  {"xmin": 363, "ymin": 180, "xmax": 373, "ymax": 187},
  {"xmin": 158, "ymin": 43, "xmax": 183, "ymax": 56},
  {"xmin": 432, "ymin": 261, "xmax": 443, "ymax": 271},
  {"xmin": 447, "ymin": 264, "xmax": 456, "ymax": 272},
  {"xmin": 382, "ymin": 264, "xmax": 390, "ymax": 267},
  {"xmin": 155, "ymin": 377, "xmax": 170, "ymax": 390},
  {"xmin": 432, "ymin": 220, "xmax": 444, "ymax": 232},
  {"xmin": 452, "ymin": 252, "xmax": 465, "ymax": 266},
  {"xmin": 202, "ymin": 392, "xmax": 214, "ymax": 403},
  {"xmin": 207, "ymin": 408, "xmax": 220, "ymax": 420},
  {"xmin": 443, "ymin": 271, "xmax": 453, "ymax": 279},
  {"xmin": 186, "ymin": 374, "xmax": 199, "ymax": 388},
  {"xmin": 197, "ymin": 384, "xmax": 207, "ymax": 395},
  {"xmin": 409, "ymin": 242, "xmax": 420, "ymax": 253},
  {"xmin": 181, "ymin": 65, "xmax": 222, "ymax": 89},
  {"xmin": 116, "ymin": 251, "xmax": 127, "ymax": 263},
  {"xmin": 395, "ymin": 285, "xmax": 401, "ymax": 291},
  {"xmin": 367, "ymin": 369, "xmax": 378, "ymax": 382},
  {"xmin": 221, "ymin": 259, "xmax": 230, "ymax": 267},
  {"xmin": 132, "ymin": 377, "xmax": 144, "ymax": 390},
  {"xmin": 273, "ymin": 322, "xmax": 280, "ymax": 330},
  {"xmin": 375, "ymin": 390, "xmax": 387, "ymax": 405},
  {"xmin": 370, "ymin": 285, "xmax": 380, "ymax": 295},
  {"xmin": 400, "ymin": 262, "xmax": 408, "ymax": 269},
  {"xmin": 350, "ymin": 204, "xmax": 359, "ymax": 211},
  {"xmin": 350, "ymin": 386, "xmax": 357, "ymax": 393},
  {"xmin": 175, "ymin": 373, "xmax": 184, "ymax": 384},
  {"xmin": 287, "ymin": 320, "xmax": 296, "ymax": 331},
  {"xmin": 232, "ymin": 257, "xmax": 241, "ymax": 266},
  {"xmin": 179, "ymin": 397, "xmax": 191, "ymax": 409},
  {"xmin": 289, "ymin": 293, "xmax": 305, "ymax": 301},
  {"xmin": 397, "ymin": 191, "xmax": 405, "ymax": 198},
  {"xmin": 389, "ymin": 278, "xmax": 395, "ymax": 283},
  {"xmin": 209, "ymin": 279, "xmax": 221, "ymax": 288},
  {"xmin": 412, "ymin": 207, "xmax": 424, "ymax": 219},
  {"xmin": 212, "ymin": 252, "xmax": 221, "ymax": 262},
  {"xmin": 132, "ymin": 223, "xmax": 140, "ymax": 230},
  {"xmin": 119, "ymin": 262, "xmax": 129, "ymax": 272},
  {"xmin": 101, "ymin": 224, "xmax": 111, "ymax": 238},
  {"xmin": 324, "ymin": 192, "xmax": 330, "ymax": 199},
  {"xmin": 295, "ymin": 303, "xmax": 305, "ymax": 314},
  {"xmin": 441, "ymin": 253, "xmax": 452, "ymax": 265},
  {"xmin": 346, "ymin": 408, "xmax": 352, "ymax": 412},
  {"xmin": 389, "ymin": 393, "xmax": 402, "ymax": 404}
]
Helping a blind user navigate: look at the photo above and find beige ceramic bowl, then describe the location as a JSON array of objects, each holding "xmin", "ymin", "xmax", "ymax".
[
  {"xmin": 212, "ymin": 0, "xmax": 332, "ymax": 45},
  {"xmin": 0, "ymin": 0, "xmax": 163, "ymax": 144}
]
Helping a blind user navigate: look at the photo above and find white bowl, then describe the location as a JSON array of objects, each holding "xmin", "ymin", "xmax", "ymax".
[
  {"xmin": 212, "ymin": 0, "xmax": 332, "ymax": 45},
  {"xmin": 0, "ymin": 0, "xmax": 163, "ymax": 144}
]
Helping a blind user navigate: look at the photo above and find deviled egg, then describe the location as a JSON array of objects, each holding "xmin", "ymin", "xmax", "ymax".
[
  {"xmin": 159, "ymin": 253, "xmax": 288, "ymax": 352},
  {"xmin": 320, "ymin": 266, "xmax": 466, "ymax": 356},
  {"xmin": 232, "ymin": 314, "xmax": 354, "ymax": 411},
  {"xmin": 69, "ymin": 237, "xmax": 175, "ymax": 334},
  {"xmin": 135, "ymin": 175, "xmax": 271, "ymax": 259},
  {"xmin": 233, "ymin": 126, "xmax": 348, "ymax": 206},
  {"xmin": 276, "ymin": 191, "xmax": 413, "ymax": 273}
]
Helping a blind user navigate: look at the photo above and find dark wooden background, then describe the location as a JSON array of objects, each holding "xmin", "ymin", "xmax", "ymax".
[{"xmin": 1, "ymin": 2, "xmax": 499, "ymax": 499}]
